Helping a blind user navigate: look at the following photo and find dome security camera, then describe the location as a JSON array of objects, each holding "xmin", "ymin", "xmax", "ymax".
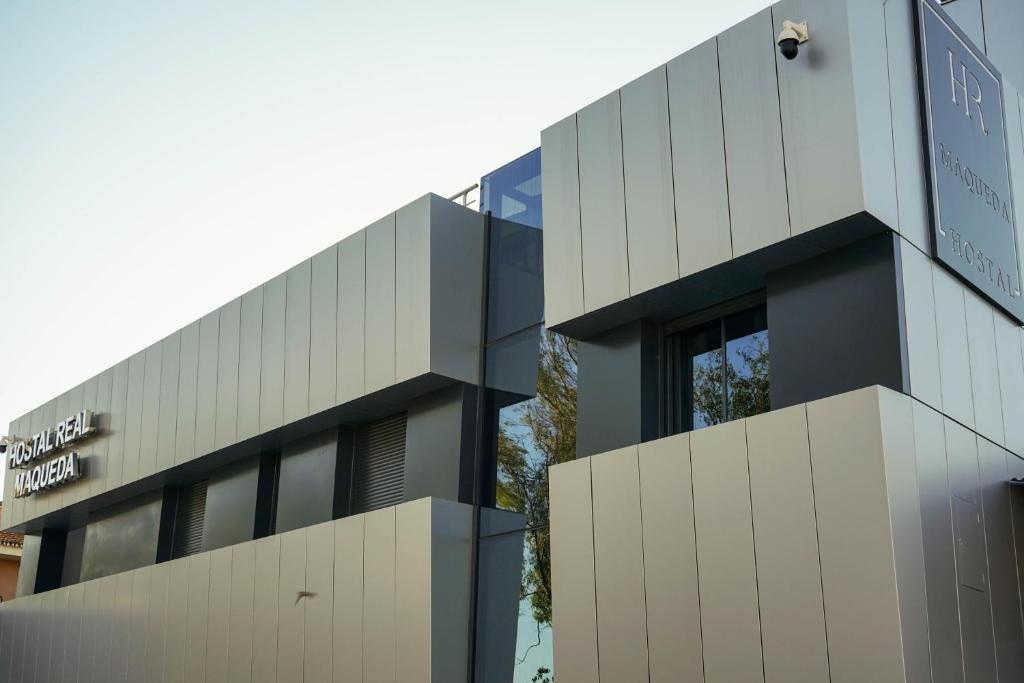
[{"xmin": 778, "ymin": 20, "xmax": 809, "ymax": 60}]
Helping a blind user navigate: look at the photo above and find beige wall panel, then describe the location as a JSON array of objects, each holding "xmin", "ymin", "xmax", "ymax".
[
  {"xmin": 900, "ymin": 241, "xmax": 943, "ymax": 410},
  {"xmin": 207, "ymin": 547, "xmax": 232, "ymax": 682},
  {"xmin": 259, "ymin": 272, "xmax": 287, "ymax": 433},
  {"xmin": 590, "ymin": 446, "xmax": 649, "ymax": 683},
  {"xmin": 718, "ymin": 9, "xmax": 790, "ymax": 256},
  {"xmin": 365, "ymin": 213, "xmax": 397, "ymax": 394},
  {"xmin": 549, "ymin": 456, "xmax": 600, "ymax": 683},
  {"xmin": 690, "ymin": 420, "xmax": 763, "ymax": 683},
  {"xmin": 228, "ymin": 543, "xmax": 257, "ymax": 683},
  {"xmin": 621, "ymin": 65, "xmax": 678, "ymax": 295},
  {"xmin": 429, "ymin": 499, "xmax": 473, "ymax": 683},
  {"xmin": 184, "ymin": 553, "xmax": 210, "ymax": 683},
  {"xmin": 637, "ymin": 433, "xmax": 703, "ymax": 683},
  {"xmin": 337, "ymin": 231, "xmax": 366, "ymax": 404},
  {"xmin": 174, "ymin": 322, "xmax": 199, "ymax": 466},
  {"xmin": 236, "ymin": 286, "xmax": 264, "ymax": 442},
  {"xmin": 363, "ymin": 506, "xmax": 397, "ymax": 683},
  {"xmin": 877, "ymin": 390, "xmax": 931, "ymax": 683},
  {"xmin": 396, "ymin": 499, "xmax": 432, "ymax": 683},
  {"xmin": 964, "ymin": 291, "xmax": 1004, "ymax": 444},
  {"xmin": 807, "ymin": 387, "xmax": 906, "ymax": 683},
  {"xmin": 144, "ymin": 562, "xmax": 169, "ymax": 683},
  {"xmin": 912, "ymin": 401, "xmax": 964, "ymax": 682},
  {"xmin": 396, "ymin": 198, "xmax": 432, "ymax": 384},
  {"xmin": 540, "ymin": 115, "xmax": 585, "ymax": 326},
  {"xmin": 994, "ymin": 311, "xmax": 1024, "ymax": 455},
  {"xmin": 932, "ymin": 267, "xmax": 975, "ymax": 429},
  {"xmin": 745, "ymin": 406, "xmax": 829, "ymax": 683},
  {"xmin": 156, "ymin": 332, "xmax": 180, "ymax": 474},
  {"xmin": 277, "ymin": 528, "xmax": 306, "ymax": 683},
  {"xmin": 667, "ymin": 38, "xmax": 732, "ymax": 278},
  {"xmin": 578, "ymin": 91, "xmax": 630, "ymax": 312},
  {"xmin": 164, "ymin": 558, "xmax": 189, "ymax": 683},
  {"xmin": 110, "ymin": 570, "xmax": 134, "ymax": 682},
  {"xmin": 305, "ymin": 521, "xmax": 335, "ymax": 683},
  {"xmin": 215, "ymin": 297, "xmax": 241, "ymax": 450},
  {"xmin": 284, "ymin": 260, "xmax": 312, "ymax": 425},
  {"xmin": 773, "ymin": 0, "xmax": 863, "ymax": 235},
  {"xmin": 309, "ymin": 245, "xmax": 339, "ymax": 415},
  {"xmin": 333, "ymin": 514, "xmax": 364, "ymax": 683},
  {"xmin": 252, "ymin": 535, "xmax": 281, "ymax": 683},
  {"xmin": 127, "ymin": 567, "xmax": 150, "ymax": 682},
  {"xmin": 121, "ymin": 350, "xmax": 145, "ymax": 485},
  {"xmin": 194, "ymin": 311, "xmax": 220, "ymax": 459}
]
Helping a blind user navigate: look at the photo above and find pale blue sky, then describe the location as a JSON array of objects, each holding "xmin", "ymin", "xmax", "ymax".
[{"xmin": 0, "ymin": 0, "xmax": 769, "ymax": 490}]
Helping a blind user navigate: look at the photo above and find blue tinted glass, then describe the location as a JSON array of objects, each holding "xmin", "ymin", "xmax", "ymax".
[
  {"xmin": 725, "ymin": 307, "xmax": 770, "ymax": 420},
  {"xmin": 481, "ymin": 148, "xmax": 543, "ymax": 229}
]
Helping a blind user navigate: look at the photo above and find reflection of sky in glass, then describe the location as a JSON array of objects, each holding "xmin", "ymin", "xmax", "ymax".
[
  {"xmin": 513, "ymin": 595, "xmax": 554, "ymax": 683},
  {"xmin": 726, "ymin": 329, "xmax": 768, "ymax": 420}
]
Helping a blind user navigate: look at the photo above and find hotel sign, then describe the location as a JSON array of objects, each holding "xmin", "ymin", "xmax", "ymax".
[
  {"xmin": 7, "ymin": 409, "xmax": 95, "ymax": 498},
  {"xmin": 918, "ymin": 0, "xmax": 1023, "ymax": 321}
]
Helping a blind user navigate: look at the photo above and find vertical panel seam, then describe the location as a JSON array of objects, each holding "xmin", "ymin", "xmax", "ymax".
[
  {"xmin": 803, "ymin": 403, "xmax": 835, "ymax": 682},
  {"xmin": 881, "ymin": 0, "xmax": 904, "ymax": 233},
  {"xmin": 587, "ymin": 458, "xmax": 602, "ymax": 682},
  {"xmin": 574, "ymin": 115, "xmax": 588, "ymax": 313},
  {"xmin": 769, "ymin": 5, "xmax": 795, "ymax": 237},
  {"xmin": 634, "ymin": 448, "xmax": 653, "ymax": 681},
  {"xmin": 714, "ymin": 38, "xmax": 736, "ymax": 259},
  {"xmin": 661, "ymin": 65, "xmax": 681, "ymax": 279},
  {"xmin": 741, "ymin": 420, "xmax": 768, "ymax": 682},
  {"xmin": 617, "ymin": 90, "xmax": 633, "ymax": 297}
]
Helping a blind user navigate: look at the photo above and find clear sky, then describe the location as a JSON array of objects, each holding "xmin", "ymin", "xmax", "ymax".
[{"xmin": 0, "ymin": 0, "xmax": 770, "ymax": 492}]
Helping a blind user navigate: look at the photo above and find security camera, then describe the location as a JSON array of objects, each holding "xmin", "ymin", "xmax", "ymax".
[{"xmin": 778, "ymin": 20, "xmax": 809, "ymax": 60}]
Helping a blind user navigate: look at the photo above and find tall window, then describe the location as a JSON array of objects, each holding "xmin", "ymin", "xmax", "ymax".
[{"xmin": 664, "ymin": 302, "xmax": 770, "ymax": 435}]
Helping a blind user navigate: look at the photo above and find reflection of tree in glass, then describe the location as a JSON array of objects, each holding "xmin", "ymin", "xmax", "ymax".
[
  {"xmin": 497, "ymin": 330, "xmax": 577, "ymax": 627},
  {"xmin": 691, "ymin": 334, "xmax": 770, "ymax": 427},
  {"xmin": 531, "ymin": 666, "xmax": 553, "ymax": 683}
]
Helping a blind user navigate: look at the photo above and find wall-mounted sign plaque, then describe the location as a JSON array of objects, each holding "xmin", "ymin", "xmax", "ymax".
[
  {"xmin": 918, "ymin": 0, "xmax": 1023, "ymax": 321},
  {"xmin": 7, "ymin": 409, "xmax": 96, "ymax": 498}
]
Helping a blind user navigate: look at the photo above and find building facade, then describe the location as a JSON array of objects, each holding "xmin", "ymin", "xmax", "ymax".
[{"xmin": 2, "ymin": 0, "xmax": 1024, "ymax": 681}]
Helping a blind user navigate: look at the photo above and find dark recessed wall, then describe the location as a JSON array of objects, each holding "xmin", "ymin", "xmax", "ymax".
[
  {"xmin": 766, "ymin": 233, "xmax": 909, "ymax": 410},
  {"xmin": 274, "ymin": 429, "xmax": 338, "ymax": 534},
  {"xmin": 203, "ymin": 456, "xmax": 261, "ymax": 552}
]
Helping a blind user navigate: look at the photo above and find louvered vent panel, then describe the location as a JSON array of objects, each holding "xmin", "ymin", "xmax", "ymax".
[
  {"xmin": 351, "ymin": 414, "xmax": 407, "ymax": 514},
  {"xmin": 172, "ymin": 480, "xmax": 208, "ymax": 559}
]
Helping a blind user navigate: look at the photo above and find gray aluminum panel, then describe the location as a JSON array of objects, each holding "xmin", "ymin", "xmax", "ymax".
[
  {"xmin": 984, "ymin": 0, "xmax": 1024, "ymax": 88},
  {"xmin": 900, "ymin": 241, "xmax": 943, "ymax": 409},
  {"xmin": 621, "ymin": 65, "xmax": 678, "ymax": 295},
  {"xmin": 22, "ymin": 593, "xmax": 39, "ymax": 683},
  {"xmin": 932, "ymin": 267, "xmax": 975, "ymax": 429},
  {"xmin": 668, "ymin": 38, "xmax": 732, "ymax": 278},
  {"xmin": 912, "ymin": 401, "xmax": 965, "ymax": 682},
  {"xmin": 110, "ymin": 570, "xmax": 134, "ymax": 681},
  {"xmin": 195, "ymin": 310, "xmax": 220, "ymax": 458},
  {"xmin": 277, "ymin": 528, "xmax": 306, "ymax": 683},
  {"xmin": 157, "ymin": 332, "xmax": 181, "ymax": 474},
  {"xmin": 237, "ymin": 287, "xmax": 263, "ymax": 442},
  {"xmin": 252, "ymin": 535, "xmax": 281, "ymax": 683},
  {"xmin": 174, "ymin": 321, "xmax": 200, "ymax": 466},
  {"xmin": 549, "ymin": 457, "xmax": 600, "ymax": 683},
  {"xmin": 637, "ymin": 433, "xmax": 703, "ymax": 683},
  {"xmin": 806, "ymin": 388, "xmax": 906, "ymax": 682},
  {"xmin": 540, "ymin": 115, "xmax": 585, "ymax": 326},
  {"xmin": 591, "ymin": 446, "xmax": 650, "ymax": 682},
  {"xmin": 773, "ymin": 0, "xmax": 863, "ymax": 235},
  {"xmin": 363, "ymin": 506, "xmax": 397, "ymax": 683},
  {"xmin": 139, "ymin": 341, "xmax": 162, "ymax": 478},
  {"xmin": 964, "ymin": 290, "xmax": 1004, "ymax": 444},
  {"xmin": 746, "ymin": 405, "xmax": 829, "ymax": 683},
  {"xmin": 396, "ymin": 198, "xmax": 431, "ymax": 383},
  {"xmin": 877, "ymin": 390, "xmax": 932, "ymax": 683},
  {"xmin": 144, "ymin": 562, "xmax": 169, "ymax": 683},
  {"xmin": 122, "ymin": 350, "xmax": 146, "ymax": 484},
  {"xmin": 284, "ymin": 260, "xmax": 312, "ymax": 425},
  {"xmin": 164, "ymin": 558, "xmax": 189, "ymax": 683},
  {"xmin": 978, "ymin": 440, "xmax": 1024, "ymax": 680},
  {"xmin": 337, "ymin": 231, "xmax": 366, "ymax": 404},
  {"xmin": 260, "ymin": 273, "xmax": 286, "ymax": 433},
  {"xmin": 184, "ymin": 553, "xmax": 210, "ymax": 683},
  {"xmin": 309, "ymin": 246, "xmax": 338, "ymax": 415},
  {"xmin": 34, "ymin": 590, "xmax": 53, "ymax": 683},
  {"xmin": 942, "ymin": 0, "xmax": 985, "ymax": 47},
  {"xmin": 690, "ymin": 419, "xmax": 764, "ymax": 682},
  {"xmin": 50, "ymin": 586, "xmax": 71, "ymax": 683},
  {"xmin": 228, "ymin": 543, "xmax": 257, "ymax": 683},
  {"xmin": 428, "ymin": 499, "xmax": 473, "ymax": 683},
  {"xmin": 333, "ymin": 514, "xmax": 364, "ymax": 683},
  {"xmin": 945, "ymin": 418, "xmax": 981, "ymax": 504},
  {"xmin": 365, "ymin": 214, "xmax": 397, "ymax": 394},
  {"xmin": 215, "ymin": 297, "xmax": 242, "ymax": 450},
  {"xmin": 959, "ymin": 585, "xmax": 998, "ymax": 681},
  {"xmin": 395, "ymin": 500, "xmax": 431, "ymax": 682},
  {"xmin": 127, "ymin": 568, "xmax": 149, "ymax": 682},
  {"xmin": 577, "ymin": 91, "xmax": 630, "ymax": 312},
  {"xmin": 206, "ymin": 547, "xmax": 232, "ymax": 682},
  {"xmin": 305, "ymin": 521, "xmax": 335, "ymax": 683},
  {"xmin": 92, "ymin": 367, "xmax": 115, "ymax": 501},
  {"xmin": 884, "ymin": 0, "xmax": 931, "ymax": 251},
  {"xmin": 718, "ymin": 9, "xmax": 790, "ymax": 256},
  {"xmin": 994, "ymin": 311, "xmax": 1024, "ymax": 455}
]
